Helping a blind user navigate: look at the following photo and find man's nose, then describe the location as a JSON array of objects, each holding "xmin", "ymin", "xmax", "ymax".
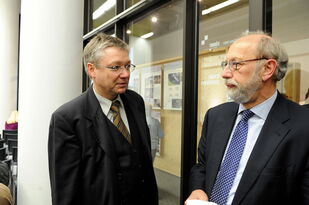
[
  {"xmin": 119, "ymin": 68, "xmax": 130, "ymax": 78},
  {"xmin": 221, "ymin": 66, "xmax": 233, "ymax": 79}
]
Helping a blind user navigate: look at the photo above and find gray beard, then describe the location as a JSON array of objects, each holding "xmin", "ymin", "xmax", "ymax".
[
  {"xmin": 227, "ymin": 86, "xmax": 256, "ymax": 103},
  {"xmin": 226, "ymin": 72, "xmax": 262, "ymax": 104}
]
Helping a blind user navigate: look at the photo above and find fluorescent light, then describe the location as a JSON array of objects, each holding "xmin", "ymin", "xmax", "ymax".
[
  {"xmin": 151, "ymin": 16, "xmax": 158, "ymax": 23},
  {"xmin": 202, "ymin": 0, "xmax": 239, "ymax": 15},
  {"xmin": 93, "ymin": 0, "xmax": 116, "ymax": 20},
  {"xmin": 141, "ymin": 32, "xmax": 154, "ymax": 39}
]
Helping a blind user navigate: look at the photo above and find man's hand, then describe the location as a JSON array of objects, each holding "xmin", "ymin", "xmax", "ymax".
[{"xmin": 185, "ymin": 189, "xmax": 209, "ymax": 204}]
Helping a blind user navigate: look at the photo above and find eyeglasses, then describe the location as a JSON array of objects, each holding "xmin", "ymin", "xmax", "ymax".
[
  {"xmin": 221, "ymin": 58, "xmax": 268, "ymax": 71},
  {"xmin": 96, "ymin": 63, "xmax": 136, "ymax": 73}
]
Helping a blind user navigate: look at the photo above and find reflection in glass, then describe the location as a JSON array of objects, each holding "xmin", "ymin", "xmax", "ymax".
[
  {"xmin": 125, "ymin": 0, "xmax": 143, "ymax": 9},
  {"xmin": 126, "ymin": 1, "xmax": 183, "ymax": 204},
  {"xmin": 272, "ymin": 0, "xmax": 309, "ymax": 105},
  {"xmin": 199, "ymin": 0, "xmax": 248, "ymax": 51},
  {"xmin": 197, "ymin": 0, "xmax": 249, "ymax": 144},
  {"xmin": 91, "ymin": 0, "xmax": 116, "ymax": 30}
]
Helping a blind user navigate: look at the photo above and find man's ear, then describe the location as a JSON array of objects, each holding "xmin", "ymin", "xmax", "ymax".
[
  {"xmin": 87, "ymin": 63, "xmax": 95, "ymax": 79},
  {"xmin": 261, "ymin": 59, "xmax": 277, "ymax": 81}
]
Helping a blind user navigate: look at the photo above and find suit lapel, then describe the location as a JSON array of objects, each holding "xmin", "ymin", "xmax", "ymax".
[
  {"xmin": 84, "ymin": 86, "xmax": 117, "ymax": 165},
  {"xmin": 205, "ymin": 104, "xmax": 239, "ymax": 194},
  {"xmin": 232, "ymin": 94, "xmax": 291, "ymax": 205},
  {"xmin": 120, "ymin": 92, "xmax": 152, "ymax": 157}
]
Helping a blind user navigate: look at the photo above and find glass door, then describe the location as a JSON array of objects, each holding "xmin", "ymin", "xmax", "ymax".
[{"xmin": 126, "ymin": 0, "xmax": 184, "ymax": 204}]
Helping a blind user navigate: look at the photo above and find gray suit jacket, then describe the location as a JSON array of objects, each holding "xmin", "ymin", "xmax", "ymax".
[{"xmin": 190, "ymin": 93, "xmax": 309, "ymax": 204}]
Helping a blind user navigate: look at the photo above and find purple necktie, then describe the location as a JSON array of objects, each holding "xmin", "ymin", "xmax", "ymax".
[{"xmin": 210, "ymin": 110, "xmax": 254, "ymax": 205}]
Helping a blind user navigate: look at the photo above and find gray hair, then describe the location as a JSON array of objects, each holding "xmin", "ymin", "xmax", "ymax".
[
  {"xmin": 83, "ymin": 33, "xmax": 129, "ymax": 76},
  {"xmin": 241, "ymin": 31, "xmax": 289, "ymax": 81}
]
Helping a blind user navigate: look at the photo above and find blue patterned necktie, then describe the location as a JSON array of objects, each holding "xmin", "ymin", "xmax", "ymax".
[{"xmin": 210, "ymin": 110, "xmax": 254, "ymax": 205}]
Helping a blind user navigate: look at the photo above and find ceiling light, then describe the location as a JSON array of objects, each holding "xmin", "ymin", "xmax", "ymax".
[
  {"xmin": 151, "ymin": 16, "xmax": 158, "ymax": 23},
  {"xmin": 93, "ymin": 0, "xmax": 116, "ymax": 20},
  {"xmin": 141, "ymin": 32, "xmax": 154, "ymax": 39},
  {"xmin": 126, "ymin": 30, "xmax": 132, "ymax": 34},
  {"xmin": 202, "ymin": 0, "xmax": 239, "ymax": 15}
]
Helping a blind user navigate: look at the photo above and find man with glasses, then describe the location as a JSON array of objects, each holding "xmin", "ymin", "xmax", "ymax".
[
  {"xmin": 186, "ymin": 32, "xmax": 309, "ymax": 205},
  {"xmin": 48, "ymin": 33, "xmax": 158, "ymax": 205}
]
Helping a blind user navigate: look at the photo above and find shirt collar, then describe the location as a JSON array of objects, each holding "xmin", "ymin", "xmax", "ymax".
[
  {"xmin": 93, "ymin": 86, "xmax": 124, "ymax": 114},
  {"xmin": 238, "ymin": 90, "xmax": 278, "ymax": 120}
]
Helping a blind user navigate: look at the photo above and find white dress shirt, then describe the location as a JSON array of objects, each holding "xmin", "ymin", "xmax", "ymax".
[
  {"xmin": 225, "ymin": 91, "xmax": 277, "ymax": 205},
  {"xmin": 93, "ymin": 87, "xmax": 130, "ymax": 134}
]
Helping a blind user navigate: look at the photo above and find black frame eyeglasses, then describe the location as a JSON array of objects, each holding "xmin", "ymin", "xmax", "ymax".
[{"xmin": 221, "ymin": 58, "xmax": 268, "ymax": 71}]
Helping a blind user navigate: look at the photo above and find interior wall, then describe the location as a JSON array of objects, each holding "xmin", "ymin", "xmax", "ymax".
[
  {"xmin": 281, "ymin": 38, "xmax": 309, "ymax": 102},
  {"xmin": 151, "ymin": 29, "xmax": 183, "ymax": 62},
  {"xmin": 272, "ymin": 0, "xmax": 309, "ymax": 103},
  {"xmin": 0, "ymin": 0, "xmax": 20, "ymax": 130},
  {"xmin": 18, "ymin": 0, "xmax": 83, "ymax": 204},
  {"xmin": 199, "ymin": 4, "xmax": 248, "ymax": 51},
  {"xmin": 130, "ymin": 36, "xmax": 153, "ymax": 65}
]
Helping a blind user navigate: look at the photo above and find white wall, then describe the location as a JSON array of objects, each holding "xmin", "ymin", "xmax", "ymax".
[
  {"xmin": 0, "ymin": 0, "xmax": 20, "ymax": 130},
  {"xmin": 130, "ymin": 36, "xmax": 153, "ymax": 65},
  {"xmin": 18, "ymin": 0, "xmax": 84, "ymax": 204},
  {"xmin": 283, "ymin": 38, "xmax": 309, "ymax": 101}
]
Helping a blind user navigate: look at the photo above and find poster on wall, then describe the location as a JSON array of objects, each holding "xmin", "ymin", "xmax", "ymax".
[
  {"xmin": 199, "ymin": 53, "xmax": 226, "ymax": 123},
  {"xmin": 163, "ymin": 61, "xmax": 182, "ymax": 110},
  {"xmin": 140, "ymin": 65, "xmax": 162, "ymax": 109}
]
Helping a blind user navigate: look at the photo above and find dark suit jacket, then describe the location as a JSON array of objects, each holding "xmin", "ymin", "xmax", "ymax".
[
  {"xmin": 48, "ymin": 86, "xmax": 158, "ymax": 205},
  {"xmin": 303, "ymin": 104, "xmax": 309, "ymax": 108},
  {"xmin": 190, "ymin": 93, "xmax": 309, "ymax": 205}
]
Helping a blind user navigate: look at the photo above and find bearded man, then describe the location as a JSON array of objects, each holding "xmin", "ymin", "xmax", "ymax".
[{"xmin": 186, "ymin": 31, "xmax": 309, "ymax": 205}]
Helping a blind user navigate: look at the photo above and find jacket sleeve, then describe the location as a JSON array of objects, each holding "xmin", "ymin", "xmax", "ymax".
[
  {"xmin": 301, "ymin": 152, "xmax": 309, "ymax": 204},
  {"xmin": 48, "ymin": 111, "xmax": 82, "ymax": 205},
  {"xmin": 189, "ymin": 110, "xmax": 211, "ymax": 193}
]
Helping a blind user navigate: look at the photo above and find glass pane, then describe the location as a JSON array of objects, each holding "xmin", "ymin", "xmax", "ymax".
[
  {"xmin": 197, "ymin": 0, "xmax": 249, "ymax": 144},
  {"xmin": 91, "ymin": 0, "xmax": 116, "ymax": 30},
  {"xmin": 126, "ymin": 1, "xmax": 183, "ymax": 204},
  {"xmin": 126, "ymin": 0, "xmax": 143, "ymax": 9},
  {"xmin": 272, "ymin": 0, "xmax": 309, "ymax": 105}
]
